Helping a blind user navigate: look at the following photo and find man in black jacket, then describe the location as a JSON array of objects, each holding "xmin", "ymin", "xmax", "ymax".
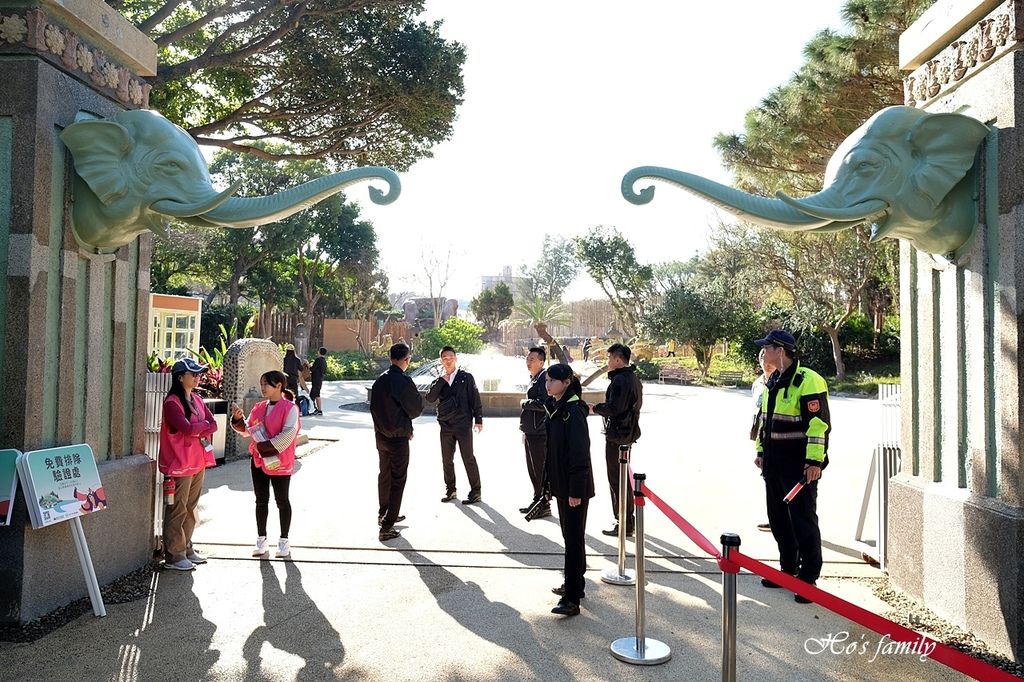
[
  {"xmin": 425, "ymin": 346, "xmax": 484, "ymax": 505},
  {"xmin": 518, "ymin": 346, "xmax": 550, "ymax": 517},
  {"xmin": 370, "ymin": 343, "xmax": 424, "ymax": 541},
  {"xmin": 591, "ymin": 343, "xmax": 643, "ymax": 537}
]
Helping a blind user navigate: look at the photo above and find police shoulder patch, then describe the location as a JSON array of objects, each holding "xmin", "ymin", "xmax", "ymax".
[{"xmin": 807, "ymin": 399, "xmax": 820, "ymax": 413}]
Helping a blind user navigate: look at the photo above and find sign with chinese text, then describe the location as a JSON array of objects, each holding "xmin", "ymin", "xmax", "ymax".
[
  {"xmin": 17, "ymin": 444, "xmax": 107, "ymax": 529},
  {"xmin": 0, "ymin": 449, "xmax": 19, "ymax": 526}
]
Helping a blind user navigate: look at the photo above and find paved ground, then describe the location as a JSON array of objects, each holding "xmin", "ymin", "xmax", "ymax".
[{"xmin": 0, "ymin": 381, "xmax": 973, "ymax": 681}]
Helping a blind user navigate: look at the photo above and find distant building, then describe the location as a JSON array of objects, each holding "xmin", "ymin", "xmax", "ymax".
[{"xmin": 481, "ymin": 266, "xmax": 531, "ymax": 294}]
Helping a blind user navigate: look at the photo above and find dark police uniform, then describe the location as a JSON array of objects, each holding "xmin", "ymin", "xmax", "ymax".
[
  {"xmin": 370, "ymin": 364, "xmax": 423, "ymax": 528},
  {"xmin": 756, "ymin": 361, "xmax": 830, "ymax": 583}
]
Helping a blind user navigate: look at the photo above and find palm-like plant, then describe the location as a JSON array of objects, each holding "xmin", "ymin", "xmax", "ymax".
[{"xmin": 501, "ymin": 297, "xmax": 572, "ymax": 364}]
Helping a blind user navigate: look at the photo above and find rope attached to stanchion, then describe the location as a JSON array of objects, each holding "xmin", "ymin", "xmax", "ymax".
[{"xmin": 631, "ymin": 468, "xmax": 1020, "ymax": 682}]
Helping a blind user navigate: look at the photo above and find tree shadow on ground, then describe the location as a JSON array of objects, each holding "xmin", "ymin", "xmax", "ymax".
[{"xmin": 242, "ymin": 561, "xmax": 345, "ymax": 681}]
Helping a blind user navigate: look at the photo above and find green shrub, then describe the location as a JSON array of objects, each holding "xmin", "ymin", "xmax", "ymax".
[
  {"xmin": 322, "ymin": 351, "xmax": 380, "ymax": 380},
  {"xmin": 634, "ymin": 360, "xmax": 660, "ymax": 380},
  {"xmin": 417, "ymin": 318, "xmax": 485, "ymax": 359}
]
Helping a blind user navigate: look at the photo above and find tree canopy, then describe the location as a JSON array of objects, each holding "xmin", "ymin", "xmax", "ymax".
[
  {"xmin": 469, "ymin": 282, "xmax": 513, "ymax": 340},
  {"xmin": 520, "ymin": 234, "xmax": 578, "ymax": 303},
  {"xmin": 574, "ymin": 226, "xmax": 654, "ymax": 338},
  {"xmin": 113, "ymin": 0, "xmax": 466, "ymax": 167}
]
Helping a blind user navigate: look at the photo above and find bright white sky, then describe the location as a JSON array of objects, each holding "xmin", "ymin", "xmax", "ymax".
[{"xmin": 355, "ymin": 1, "xmax": 849, "ymax": 303}]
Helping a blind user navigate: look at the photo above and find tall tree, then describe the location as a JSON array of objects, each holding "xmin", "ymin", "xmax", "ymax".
[
  {"xmin": 574, "ymin": 226, "xmax": 655, "ymax": 338},
  {"xmin": 707, "ymin": 0, "xmax": 928, "ymax": 378},
  {"xmin": 416, "ymin": 247, "xmax": 454, "ymax": 327},
  {"xmin": 114, "ymin": 1, "xmax": 467, "ymax": 167},
  {"xmin": 469, "ymin": 282, "xmax": 513, "ymax": 341},
  {"xmin": 520, "ymin": 234, "xmax": 579, "ymax": 302}
]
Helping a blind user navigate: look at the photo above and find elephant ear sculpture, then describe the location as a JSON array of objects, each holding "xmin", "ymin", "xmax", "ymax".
[
  {"xmin": 621, "ymin": 106, "xmax": 990, "ymax": 259},
  {"xmin": 60, "ymin": 109, "xmax": 400, "ymax": 253}
]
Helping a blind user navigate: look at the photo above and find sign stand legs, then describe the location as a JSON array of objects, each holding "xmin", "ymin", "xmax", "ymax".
[{"xmin": 70, "ymin": 517, "xmax": 106, "ymax": 617}]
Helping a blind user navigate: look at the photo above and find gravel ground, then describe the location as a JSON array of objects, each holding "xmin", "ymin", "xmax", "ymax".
[{"xmin": 0, "ymin": 562, "xmax": 157, "ymax": 643}]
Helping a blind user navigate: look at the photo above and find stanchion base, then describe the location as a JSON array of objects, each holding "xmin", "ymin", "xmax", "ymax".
[
  {"xmin": 610, "ymin": 637, "xmax": 671, "ymax": 665},
  {"xmin": 601, "ymin": 568, "xmax": 636, "ymax": 585}
]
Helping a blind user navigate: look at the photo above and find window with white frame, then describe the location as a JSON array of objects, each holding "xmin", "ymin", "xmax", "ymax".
[{"xmin": 151, "ymin": 311, "xmax": 198, "ymax": 360}]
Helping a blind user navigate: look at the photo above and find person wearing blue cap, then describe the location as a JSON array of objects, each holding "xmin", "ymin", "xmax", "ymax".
[
  {"xmin": 752, "ymin": 329, "xmax": 831, "ymax": 603},
  {"xmin": 159, "ymin": 357, "xmax": 218, "ymax": 571}
]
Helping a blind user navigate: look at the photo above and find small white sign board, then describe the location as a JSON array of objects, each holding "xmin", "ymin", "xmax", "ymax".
[{"xmin": 16, "ymin": 444, "xmax": 107, "ymax": 617}]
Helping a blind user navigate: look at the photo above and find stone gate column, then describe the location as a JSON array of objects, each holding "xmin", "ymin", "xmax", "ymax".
[{"xmin": 0, "ymin": 0, "xmax": 157, "ymax": 622}]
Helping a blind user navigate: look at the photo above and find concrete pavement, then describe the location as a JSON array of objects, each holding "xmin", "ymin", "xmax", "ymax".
[{"xmin": 0, "ymin": 382, "xmax": 972, "ymax": 680}]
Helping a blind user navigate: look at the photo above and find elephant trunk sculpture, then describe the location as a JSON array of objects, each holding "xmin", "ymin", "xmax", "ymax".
[
  {"xmin": 60, "ymin": 109, "xmax": 400, "ymax": 253},
  {"xmin": 622, "ymin": 106, "xmax": 990, "ymax": 258}
]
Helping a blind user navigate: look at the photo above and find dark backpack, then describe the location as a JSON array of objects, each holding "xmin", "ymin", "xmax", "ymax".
[{"xmin": 296, "ymin": 395, "xmax": 311, "ymax": 417}]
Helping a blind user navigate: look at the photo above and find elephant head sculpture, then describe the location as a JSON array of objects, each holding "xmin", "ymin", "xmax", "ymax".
[
  {"xmin": 60, "ymin": 109, "xmax": 400, "ymax": 253},
  {"xmin": 621, "ymin": 106, "xmax": 990, "ymax": 258}
]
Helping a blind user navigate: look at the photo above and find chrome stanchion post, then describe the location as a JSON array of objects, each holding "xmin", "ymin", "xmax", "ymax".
[
  {"xmin": 720, "ymin": 532, "xmax": 741, "ymax": 682},
  {"xmin": 602, "ymin": 444, "xmax": 635, "ymax": 586},
  {"xmin": 610, "ymin": 473, "xmax": 671, "ymax": 665}
]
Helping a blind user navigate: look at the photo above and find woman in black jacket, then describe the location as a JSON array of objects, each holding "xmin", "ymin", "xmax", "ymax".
[{"xmin": 543, "ymin": 363, "xmax": 595, "ymax": 616}]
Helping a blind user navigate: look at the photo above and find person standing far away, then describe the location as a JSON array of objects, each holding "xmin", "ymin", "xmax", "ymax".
[
  {"xmin": 518, "ymin": 346, "xmax": 551, "ymax": 518},
  {"xmin": 544, "ymin": 363, "xmax": 595, "ymax": 617},
  {"xmin": 425, "ymin": 346, "xmax": 484, "ymax": 505},
  {"xmin": 369, "ymin": 343, "xmax": 424, "ymax": 542},
  {"xmin": 229, "ymin": 370, "xmax": 301, "ymax": 559},
  {"xmin": 590, "ymin": 343, "xmax": 643, "ymax": 538},
  {"xmin": 581, "ymin": 337, "xmax": 592, "ymax": 362},
  {"xmin": 282, "ymin": 344, "xmax": 302, "ymax": 395},
  {"xmin": 666, "ymin": 338, "xmax": 677, "ymax": 357},
  {"xmin": 751, "ymin": 347, "xmax": 778, "ymax": 532},
  {"xmin": 159, "ymin": 358, "xmax": 218, "ymax": 571},
  {"xmin": 753, "ymin": 329, "xmax": 831, "ymax": 603},
  {"xmin": 309, "ymin": 346, "xmax": 328, "ymax": 416}
]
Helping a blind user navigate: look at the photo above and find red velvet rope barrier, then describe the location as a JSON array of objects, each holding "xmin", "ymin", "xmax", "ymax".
[{"xmin": 629, "ymin": 470, "xmax": 1020, "ymax": 682}]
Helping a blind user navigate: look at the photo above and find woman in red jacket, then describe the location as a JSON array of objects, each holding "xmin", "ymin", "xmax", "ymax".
[
  {"xmin": 230, "ymin": 370, "xmax": 301, "ymax": 559},
  {"xmin": 159, "ymin": 358, "xmax": 218, "ymax": 572}
]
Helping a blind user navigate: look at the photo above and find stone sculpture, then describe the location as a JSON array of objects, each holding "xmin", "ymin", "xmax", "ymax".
[
  {"xmin": 622, "ymin": 106, "xmax": 989, "ymax": 258},
  {"xmin": 60, "ymin": 109, "xmax": 400, "ymax": 253}
]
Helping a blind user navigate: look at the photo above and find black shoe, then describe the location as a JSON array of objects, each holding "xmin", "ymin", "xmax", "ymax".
[
  {"xmin": 601, "ymin": 524, "xmax": 634, "ymax": 537},
  {"xmin": 461, "ymin": 494, "xmax": 482, "ymax": 505},
  {"xmin": 794, "ymin": 578, "xmax": 816, "ymax": 603},
  {"xmin": 757, "ymin": 522, "xmax": 771, "ymax": 532},
  {"xmin": 551, "ymin": 599, "xmax": 580, "ymax": 616},
  {"xmin": 441, "ymin": 490, "xmax": 458, "ymax": 503},
  {"xmin": 378, "ymin": 527, "xmax": 400, "ymax": 541},
  {"xmin": 536, "ymin": 506, "xmax": 552, "ymax": 518},
  {"xmin": 519, "ymin": 502, "xmax": 536, "ymax": 514},
  {"xmin": 761, "ymin": 578, "xmax": 782, "ymax": 588},
  {"xmin": 378, "ymin": 515, "xmax": 406, "ymax": 527}
]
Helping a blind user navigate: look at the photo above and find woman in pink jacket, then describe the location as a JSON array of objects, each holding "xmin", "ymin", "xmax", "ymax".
[
  {"xmin": 230, "ymin": 370, "xmax": 301, "ymax": 559},
  {"xmin": 159, "ymin": 358, "xmax": 218, "ymax": 571}
]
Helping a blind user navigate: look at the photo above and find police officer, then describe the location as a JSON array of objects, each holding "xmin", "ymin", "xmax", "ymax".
[
  {"xmin": 591, "ymin": 342, "xmax": 643, "ymax": 537},
  {"xmin": 370, "ymin": 343, "xmax": 424, "ymax": 542},
  {"xmin": 753, "ymin": 330, "xmax": 830, "ymax": 603}
]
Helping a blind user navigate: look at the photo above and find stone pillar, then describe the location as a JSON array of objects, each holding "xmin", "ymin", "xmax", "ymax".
[
  {"xmin": 0, "ymin": 0, "xmax": 158, "ymax": 623},
  {"xmin": 892, "ymin": 0, "xmax": 1024, "ymax": 661},
  {"xmin": 222, "ymin": 339, "xmax": 283, "ymax": 458}
]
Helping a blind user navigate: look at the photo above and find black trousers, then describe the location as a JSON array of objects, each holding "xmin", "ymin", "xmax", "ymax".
[
  {"xmin": 251, "ymin": 461, "xmax": 292, "ymax": 538},
  {"xmin": 556, "ymin": 496, "xmax": 589, "ymax": 603},
  {"xmin": 524, "ymin": 434, "xmax": 547, "ymax": 501},
  {"xmin": 764, "ymin": 472, "xmax": 822, "ymax": 582},
  {"xmin": 377, "ymin": 434, "xmax": 410, "ymax": 526},
  {"xmin": 440, "ymin": 425, "xmax": 481, "ymax": 495},
  {"xmin": 605, "ymin": 441, "xmax": 634, "ymax": 528}
]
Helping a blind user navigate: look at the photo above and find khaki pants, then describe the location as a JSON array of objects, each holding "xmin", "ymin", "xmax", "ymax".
[{"xmin": 163, "ymin": 469, "xmax": 205, "ymax": 562}]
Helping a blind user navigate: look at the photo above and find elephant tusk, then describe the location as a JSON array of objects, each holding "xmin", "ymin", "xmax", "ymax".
[
  {"xmin": 775, "ymin": 192, "xmax": 889, "ymax": 223},
  {"xmin": 151, "ymin": 180, "xmax": 244, "ymax": 218}
]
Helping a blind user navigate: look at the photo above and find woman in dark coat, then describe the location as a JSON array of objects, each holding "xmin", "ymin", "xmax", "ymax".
[{"xmin": 544, "ymin": 363, "xmax": 595, "ymax": 616}]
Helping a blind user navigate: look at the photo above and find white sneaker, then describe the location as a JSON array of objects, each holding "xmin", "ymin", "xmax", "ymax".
[
  {"xmin": 165, "ymin": 558, "xmax": 195, "ymax": 571},
  {"xmin": 186, "ymin": 549, "xmax": 207, "ymax": 564},
  {"xmin": 253, "ymin": 536, "xmax": 269, "ymax": 557},
  {"xmin": 276, "ymin": 538, "xmax": 291, "ymax": 558}
]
